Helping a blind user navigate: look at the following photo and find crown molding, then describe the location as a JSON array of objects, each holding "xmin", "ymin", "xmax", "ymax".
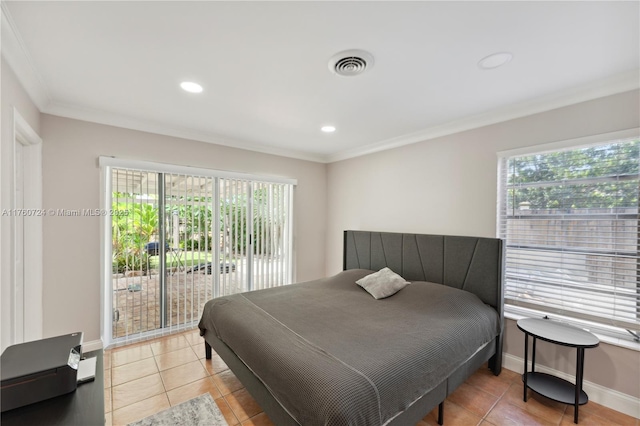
[
  {"xmin": 1, "ymin": 3, "xmax": 51, "ymax": 110},
  {"xmin": 43, "ymin": 101, "xmax": 327, "ymax": 163},
  {"xmin": 3, "ymin": 0, "xmax": 636, "ymax": 165},
  {"xmin": 0, "ymin": 2, "xmax": 324, "ymax": 163},
  {"xmin": 30, "ymin": 69, "xmax": 640, "ymax": 165},
  {"xmin": 327, "ymin": 69, "xmax": 640, "ymax": 163}
]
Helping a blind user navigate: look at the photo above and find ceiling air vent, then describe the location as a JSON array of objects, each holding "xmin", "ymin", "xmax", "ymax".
[{"xmin": 328, "ymin": 50, "xmax": 374, "ymax": 77}]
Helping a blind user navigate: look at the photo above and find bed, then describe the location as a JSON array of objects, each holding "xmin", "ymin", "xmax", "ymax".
[{"xmin": 198, "ymin": 230, "xmax": 504, "ymax": 425}]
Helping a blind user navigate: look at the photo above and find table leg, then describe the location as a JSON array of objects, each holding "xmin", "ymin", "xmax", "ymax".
[
  {"xmin": 532, "ymin": 337, "xmax": 536, "ymax": 373},
  {"xmin": 523, "ymin": 332, "xmax": 528, "ymax": 402},
  {"xmin": 574, "ymin": 348, "xmax": 585, "ymax": 424}
]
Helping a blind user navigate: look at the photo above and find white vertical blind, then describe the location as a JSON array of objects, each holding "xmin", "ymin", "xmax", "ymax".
[
  {"xmin": 250, "ymin": 181, "xmax": 293, "ymax": 290},
  {"xmin": 219, "ymin": 178, "xmax": 249, "ymax": 295},
  {"xmin": 218, "ymin": 178, "xmax": 294, "ymax": 294},
  {"xmin": 498, "ymin": 138, "xmax": 639, "ymax": 336}
]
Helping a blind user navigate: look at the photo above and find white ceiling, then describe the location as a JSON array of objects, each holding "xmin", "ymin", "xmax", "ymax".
[{"xmin": 2, "ymin": 1, "xmax": 639, "ymax": 163}]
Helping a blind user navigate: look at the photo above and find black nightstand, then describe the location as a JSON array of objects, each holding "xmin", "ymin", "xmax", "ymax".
[
  {"xmin": 1, "ymin": 350, "xmax": 105, "ymax": 426},
  {"xmin": 517, "ymin": 318, "xmax": 599, "ymax": 424}
]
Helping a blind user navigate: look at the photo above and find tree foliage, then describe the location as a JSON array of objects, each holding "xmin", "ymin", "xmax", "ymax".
[
  {"xmin": 112, "ymin": 185, "xmax": 288, "ymax": 273},
  {"xmin": 507, "ymin": 140, "xmax": 639, "ymax": 210},
  {"xmin": 111, "ymin": 202, "xmax": 155, "ymax": 273}
]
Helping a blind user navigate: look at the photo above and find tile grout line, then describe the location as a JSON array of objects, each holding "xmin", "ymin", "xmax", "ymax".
[
  {"xmin": 107, "ymin": 331, "xmax": 639, "ymax": 426},
  {"xmin": 155, "ymin": 342, "xmax": 236, "ymax": 422}
]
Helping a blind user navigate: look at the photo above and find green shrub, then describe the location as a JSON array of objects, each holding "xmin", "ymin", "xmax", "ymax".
[
  {"xmin": 112, "ymin": 250, "xmax": 149, "ymax": 274},
  {"xmin": 182, "ymin": 235, "xmax": 212, "ymax": 251}
]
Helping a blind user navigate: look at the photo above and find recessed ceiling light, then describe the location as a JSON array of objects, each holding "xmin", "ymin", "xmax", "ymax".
[
  {"xmin": 180, "ymin": 81, "xmax": 203, "ymax": 93},
  {"xmin": 478, "ymin": 52, "xmax": 513, "ymax": 70},
  {"xmin": 321, "ymin": 125, "xmax": 336, "ymax": 133}
]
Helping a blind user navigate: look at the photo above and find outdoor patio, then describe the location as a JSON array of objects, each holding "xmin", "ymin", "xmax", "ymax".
[
  {"xmin": 112, "ymin": 257, "xmax": 285, "ymax": 339},
  {"xmin": 112, "ymin": 261, "xmax": 240, "ymax": 339}
]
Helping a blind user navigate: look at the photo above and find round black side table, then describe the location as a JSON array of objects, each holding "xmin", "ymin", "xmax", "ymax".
[{"xmin": 517, "ymin": 317, "xmax": 599, "ymax": 424}]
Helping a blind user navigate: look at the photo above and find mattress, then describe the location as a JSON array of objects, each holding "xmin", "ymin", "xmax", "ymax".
[{"xmin": 198, "ymin": 269, "xmax": 499, "ymax": 426}]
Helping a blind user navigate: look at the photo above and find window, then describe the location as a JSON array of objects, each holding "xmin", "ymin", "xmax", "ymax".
[
  {"xmin": 497, "ymin": 134, "xmax": 639, "ymax": 343},
  {"xmin": 101, "ymin": 158, "xmax": 295, "ymax": 346}
]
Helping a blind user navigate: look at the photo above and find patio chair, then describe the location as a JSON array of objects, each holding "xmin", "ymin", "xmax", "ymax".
[{"xmin": 144, "ymin": 242, "xmax": 185, "ymax": 275}]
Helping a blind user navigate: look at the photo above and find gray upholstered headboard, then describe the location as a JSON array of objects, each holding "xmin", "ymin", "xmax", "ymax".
[{"xmin": 343, "ymin": 230, "xmax": 504, "ymax": 311}]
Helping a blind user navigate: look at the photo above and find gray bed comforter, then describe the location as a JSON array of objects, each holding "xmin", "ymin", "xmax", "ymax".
[{"xmin": 198, "ymin": 269, "xmax": 499, "ymax": 426}]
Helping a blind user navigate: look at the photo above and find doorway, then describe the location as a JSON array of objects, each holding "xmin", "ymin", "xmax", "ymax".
[{"xmin": 7, "ymin": 109, "xmax": 43, "ymax": 346}]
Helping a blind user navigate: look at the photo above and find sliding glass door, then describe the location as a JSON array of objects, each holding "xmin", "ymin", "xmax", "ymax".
[
  {"xmin": 105, "ymin": 162, "xmax": 294, "ymax": 345},
  {"xmin": 111, "ymin": 169, "xmax": 161, "ymax": 340}
]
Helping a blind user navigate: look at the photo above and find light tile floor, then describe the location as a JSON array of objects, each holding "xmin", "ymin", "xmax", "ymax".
[{"xmin": 104, "ymin": 330, "xmax": 639, "ymax": 426}]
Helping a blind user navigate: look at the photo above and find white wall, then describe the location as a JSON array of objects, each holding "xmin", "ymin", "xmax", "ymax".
[
  {"xmin": 326, "ymin": 90, "xmax": 640, "ymax": 398},
  {"xmin": 1, "ymin": 57, "xmax": 42, "ymax": 352},
  {"xmin": 40, "ymin": 114, "xmax": 327, "ymax": 345}
]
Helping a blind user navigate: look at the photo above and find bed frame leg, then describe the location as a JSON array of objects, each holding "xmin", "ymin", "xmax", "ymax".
[
  {"xmin": 205, "ymin": 341, "xmax": 212, "ymax": 359},
  {"xmin": 438, "ymin": 401, "xmax": 444, "ymax": 425},
  {"xmin": 488, "ymin": 333, "xmax": 503, "ymax": 376}
]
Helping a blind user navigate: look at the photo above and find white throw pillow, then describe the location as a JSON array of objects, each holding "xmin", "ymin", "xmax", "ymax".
[{"xmin": 356, "ymin": 267, "xmax": 410, "ymax": 299}]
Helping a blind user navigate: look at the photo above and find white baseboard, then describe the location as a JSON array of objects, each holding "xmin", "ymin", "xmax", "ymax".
[
  {"xmin": 70, "ymin": 342, "xmax": 640, "ymax": 419},
  {"xmin": 82, "ymin": 339, "xmax": 103, "ymax": 352},
  {"xmin": 503, "ymin": 353, "xmax": 640, "ymax": 420}
]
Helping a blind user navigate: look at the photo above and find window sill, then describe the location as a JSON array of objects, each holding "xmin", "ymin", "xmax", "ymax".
[{"xmin": 504, "ymin": 307, "xmax": 640, "ymax": 352}]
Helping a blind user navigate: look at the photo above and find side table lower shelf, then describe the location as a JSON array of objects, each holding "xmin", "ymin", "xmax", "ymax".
[{"xmin": 524, "ymin": 372, "xmax": 588, "ymax": 405}]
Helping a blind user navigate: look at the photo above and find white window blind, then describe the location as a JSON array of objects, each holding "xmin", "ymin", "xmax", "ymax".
[
  {"xmin": 498, "ymin": 137, "xmax": 639, "ymax": 340},
  {"xmin": 218, "ymin": 178, "xmax": 294, "ymax": 295}
]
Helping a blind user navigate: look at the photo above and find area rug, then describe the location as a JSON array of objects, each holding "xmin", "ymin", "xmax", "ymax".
[{"xmin": 127, "ymin": 393, "xmax": 228, "ymax": 426}]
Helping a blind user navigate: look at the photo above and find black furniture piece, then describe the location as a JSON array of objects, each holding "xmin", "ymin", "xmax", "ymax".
[
  {"xmin": 1, "ymin": 350, "xmax": 104, "ymax": 426},
  {"xmin": 143, "ymin": 241, "xmax": 169, "ymax": 256},
  {"xmin": 144, "ymin": 241, "xmax": 184, "ymax": 273},
  {"xmin": 517, "ymin": 317, "xmax": 599, "ymax": 424},
  {"xmin": 1, "ymin": 332, "xmax": 83, "ymax": 412}
]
